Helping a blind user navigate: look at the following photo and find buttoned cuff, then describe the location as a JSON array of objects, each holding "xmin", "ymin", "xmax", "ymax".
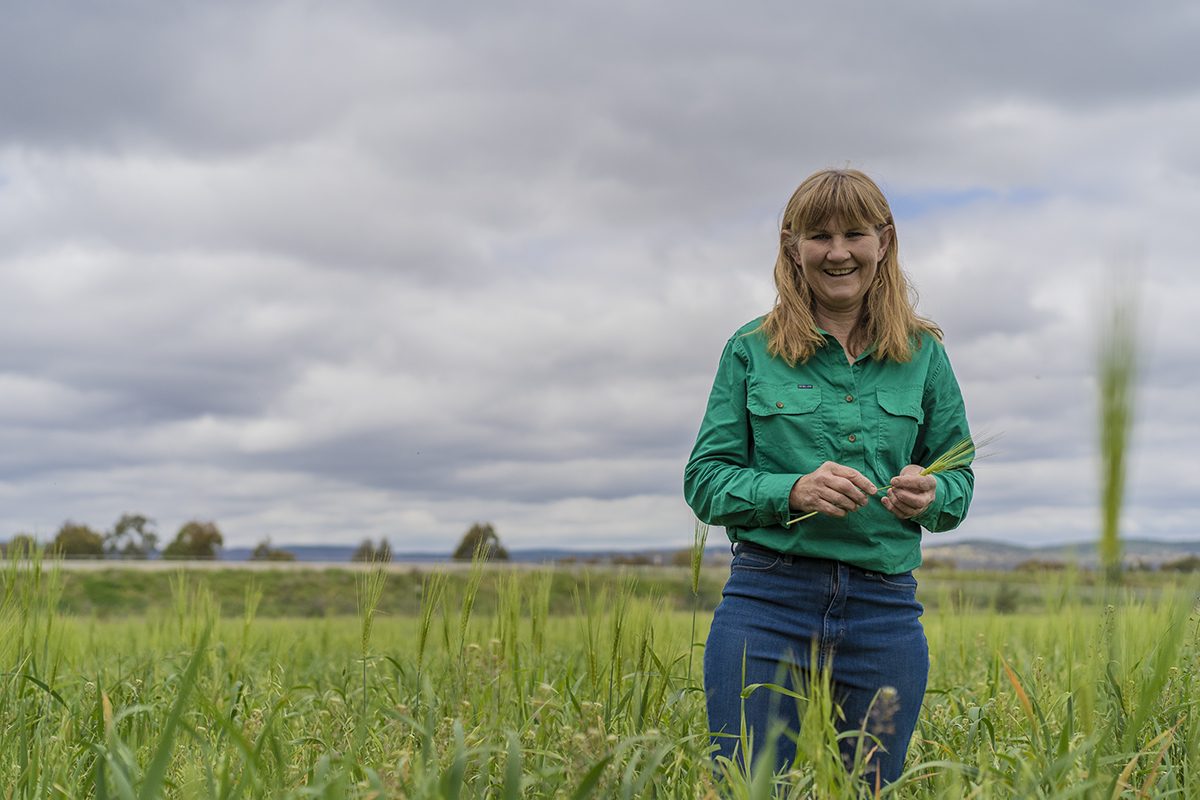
[{"xmin": 762, "ymin": 473, "xmax": 806, "ymax": 528}]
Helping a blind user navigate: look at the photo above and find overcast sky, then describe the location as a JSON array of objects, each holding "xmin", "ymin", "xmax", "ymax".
[{"xmin": 1, "ymin": 1, "xmax": 1195, "ymax": 552}]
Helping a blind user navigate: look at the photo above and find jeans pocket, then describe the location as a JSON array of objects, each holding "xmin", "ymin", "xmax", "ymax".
[
  {"xmin": 731, "ymin": 546, "xmax": 781, "ymax": 572},
  {"xmin": 865, "ymin": 570, "xmax": 917, "ymax": 591}
]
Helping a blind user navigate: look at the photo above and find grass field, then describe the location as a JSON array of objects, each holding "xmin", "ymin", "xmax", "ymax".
[{"xmin": 2, "ymin": 552, "xmax": 1198, "ymax": 798}]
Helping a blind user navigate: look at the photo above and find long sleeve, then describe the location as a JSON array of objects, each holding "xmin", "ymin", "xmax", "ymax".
[
  {"xmin": 683, "ymin": 338, "xmax": 803, "ymax": 530},
  {"xmin": 910, "ymin": 344, "xmax": 974, "ymax": 533}
]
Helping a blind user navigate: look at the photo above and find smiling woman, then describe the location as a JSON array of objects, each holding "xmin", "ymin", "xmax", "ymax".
[
  {"xmin": 794, "ymin": 220, "xmax": 888, "ymax": 321},
  {"xmin": 684, "ymin": 168, "xmax": 976, "ymax": 787}
]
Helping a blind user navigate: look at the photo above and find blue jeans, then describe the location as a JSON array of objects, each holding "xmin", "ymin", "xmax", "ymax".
[{"xmin": 704, "ymin": 542, "xmax": 929, "ymax": 785}]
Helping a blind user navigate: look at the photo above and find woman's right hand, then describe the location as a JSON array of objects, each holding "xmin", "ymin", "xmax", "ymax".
[{"xmin": 788, "ymin": 462, "xmax": 877, "ymax": 518}]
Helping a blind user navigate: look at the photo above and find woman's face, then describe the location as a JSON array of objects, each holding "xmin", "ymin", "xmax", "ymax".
[{"xmin": 794, "ymin": 217, "xmax": 892, "ymax": 318}]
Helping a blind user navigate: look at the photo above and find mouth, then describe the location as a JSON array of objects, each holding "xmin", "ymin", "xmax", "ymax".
[{"xmin": 823, "ymin": 267, "xmax": 858, "ymax": 277}]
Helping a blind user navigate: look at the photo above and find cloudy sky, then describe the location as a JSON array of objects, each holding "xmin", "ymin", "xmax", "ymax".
[{"xmin": 1, "ymin": 1, "xmax": 1195, "ymax": 552}]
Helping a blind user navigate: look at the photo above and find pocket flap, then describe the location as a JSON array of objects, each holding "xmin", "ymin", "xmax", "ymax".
[
  {"xmin": 747, "ymin": 383, "xmax": 822, "ymax": 416},
  {"xmin": 876, "ymin": 387, "xmax": 925, "ymax": 423}
]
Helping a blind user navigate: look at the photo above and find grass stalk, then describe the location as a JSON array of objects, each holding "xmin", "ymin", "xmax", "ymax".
[
  {"xmin": 687, "ymin": 518, "xmax": 709, "ymax": 686},
  {"xmin": 355, "ymin": 564, "xmax": 388, "ymax": 757},
  {"xmin": 457, "ymin": 541, "xmax": 488, "ymax": 660},
  {"xmin": 1098, "ymin": 287, "xmax": 1138, "ymax": 586}
]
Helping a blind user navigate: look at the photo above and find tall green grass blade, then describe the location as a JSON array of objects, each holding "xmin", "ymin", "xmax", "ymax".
[
  {"xmin": 137, "ymin": 625, "xmax": 211, "ymax": 800},
  {"xmin": 15, "ymin": 671, "xmax": 70, "ymax": 711},
  {"xmin": 500, "ymin": 731, "xmax": 523, "ymax": 800}
]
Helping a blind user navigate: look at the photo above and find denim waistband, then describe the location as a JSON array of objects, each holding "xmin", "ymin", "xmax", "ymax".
[{"xmin": 733, "ymin": 539, "xmax": 903, "ymax": 578}]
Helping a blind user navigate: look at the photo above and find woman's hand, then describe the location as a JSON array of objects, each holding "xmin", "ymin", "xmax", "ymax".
[
  {"xmin": 788, "ymin": 462, "xmax": 877, "ymax": 518},
  {"xmin": 881, "ymin": 465, "xmax": 936, "ymax": 519}
]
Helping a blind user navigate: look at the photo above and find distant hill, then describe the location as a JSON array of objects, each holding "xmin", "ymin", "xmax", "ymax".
[
  {"xmin": 218, "ymin": 538, "xmax": 1200, "ymax": 571},
  {"xmin": 921, "ymin": 538, "xmax": 1200, "ymax": 570}
]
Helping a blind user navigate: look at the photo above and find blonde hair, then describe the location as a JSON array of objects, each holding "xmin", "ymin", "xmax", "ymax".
[{"xmin": 760, "ymin": 169, "xmax": 941, "ymax": 364}]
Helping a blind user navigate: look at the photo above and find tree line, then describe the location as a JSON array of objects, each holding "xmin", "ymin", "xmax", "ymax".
[
  {"xmin": 0, "ymin": 514, "xmax": 285, "ymax": 561},
  {"xmin": 2, "ymin": 518, "xmax": 511, "ymax": 562},
  {"xmin": 2, "ymin": 515, "xmax": 228, "ymax": 560}
]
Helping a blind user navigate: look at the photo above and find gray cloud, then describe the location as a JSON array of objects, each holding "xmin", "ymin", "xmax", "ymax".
[{"xmin": 0, "ymin": 1, "xmax": 1194, "ymax": 549}]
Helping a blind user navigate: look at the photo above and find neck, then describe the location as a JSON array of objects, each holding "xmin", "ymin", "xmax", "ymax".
[{"xmin": 815, "ymin": 305, "xmax": 864, "ymax": 361}]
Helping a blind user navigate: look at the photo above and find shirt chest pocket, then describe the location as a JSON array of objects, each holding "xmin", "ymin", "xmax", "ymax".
[
  {"xmin": 745, "ymin": 383, "xmax": 826, "ymax": 469},
  {"xmin": 875, "ymin": 387, "xmax": 925, "ymax": 472}
]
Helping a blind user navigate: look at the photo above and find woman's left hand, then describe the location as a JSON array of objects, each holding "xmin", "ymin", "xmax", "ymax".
[{"xmin": 881, "ymin": 465, "xmax": 936, "ymax": 520}]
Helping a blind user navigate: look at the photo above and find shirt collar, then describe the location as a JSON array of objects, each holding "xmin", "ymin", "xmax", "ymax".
[{"xmin": 816, "ymin": 328, "xmax": 877, "ymax": 363}]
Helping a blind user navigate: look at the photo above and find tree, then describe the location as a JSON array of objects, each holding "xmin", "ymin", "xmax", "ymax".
[
  {"xmin": 351, "ymin": 538, "xmax": 392, "ymax": 563},
  {"xmin": 51, "ymin": 522, "xmax": 105, "ymax": 559},
  {"xmin": 1162, "ymin": 555, "xmax": 1200, "ymax": 573},
  {"xmin": 3, "ymin": 533, "xmax": 38, "ymax": 559},
  {"xmin": 104, "ymin": 513, "xmax": 159, "ymax": 559},
  {"xmin": 163, "ymin": 521, "xmax": 224, "ymax": 560},
  {"xmin": 251, "ymin": 538, "xmax": 296, "ymax": 562},
  {"xmin": 452, "ymin": 522, "xmax": 508, "ymax": 561}
]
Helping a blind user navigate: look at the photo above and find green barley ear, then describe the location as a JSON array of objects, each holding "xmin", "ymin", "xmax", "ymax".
[
  {"xmin": 689, "ymin": 518, "xmax": 709, "ymax": 597},
  {"xmin": 919, "ymin": 432, "xmax": 1002, "ymax": 476},
  {"xmin": 1098, "ymin": 285, "xmax": 1139, "ymax": 586},
  {"xmin": 357, "ymin": 564, "xmax": 388, "ymax": 657}
]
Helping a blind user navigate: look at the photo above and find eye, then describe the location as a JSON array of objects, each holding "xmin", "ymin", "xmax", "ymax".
[
  {"xmin": 845, "ymin": 230, "xmax": 866, "ymax": 239},
  {"xmin": 808, "ymin": 233, "xmax": 831, "ymax": 241}
]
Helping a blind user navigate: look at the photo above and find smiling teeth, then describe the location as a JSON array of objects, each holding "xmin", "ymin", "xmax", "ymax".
[{"xmin": 825, "ymin": 268, "xmax": 856, "ymax": 276}]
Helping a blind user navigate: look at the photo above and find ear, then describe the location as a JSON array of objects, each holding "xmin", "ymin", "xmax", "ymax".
[
  {"xmin": 876, "ymin": 224, "xmax": 894, "ymax": 259},
  {"xmin": 780, "ymin": 229, "xmax": 797, "ymax": 257}
]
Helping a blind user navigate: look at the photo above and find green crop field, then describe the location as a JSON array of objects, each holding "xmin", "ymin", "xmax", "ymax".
[{"xmin": 2, "ymin": 552, "xmax": 1199, "ymax": 798}]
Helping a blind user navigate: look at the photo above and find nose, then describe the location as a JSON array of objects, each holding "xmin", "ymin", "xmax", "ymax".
[{"xmin": 827, "ymin": 236, "xmax": 851, "ymax": 262}]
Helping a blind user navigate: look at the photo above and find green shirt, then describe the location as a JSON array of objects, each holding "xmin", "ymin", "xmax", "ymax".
[{"xmin": 684, "ymin": 317, "xmax": 974, "ymax": 574}]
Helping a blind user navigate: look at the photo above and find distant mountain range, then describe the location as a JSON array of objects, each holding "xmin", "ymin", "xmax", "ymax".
[
  {"xmin": 220, "ymin": 538, "xmax": 1200, "ymax": 570},
  {"xmin": 919, "ymin": 538, "xmax": 1200, "ymax": 570}
]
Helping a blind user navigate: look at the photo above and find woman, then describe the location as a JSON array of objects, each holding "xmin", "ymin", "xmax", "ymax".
[{"xmin": 684, "ymin": 168, "xmax": 974, "ymax": 785}]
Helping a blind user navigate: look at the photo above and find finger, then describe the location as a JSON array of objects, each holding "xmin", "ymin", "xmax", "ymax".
[
  {"xmin": 828, "ymin": 476, "xmax": 871, "ymax": 507},
  {"xmin": 814, "ymin": 496, "xmax": 847, "ymax": 518},
  {"xmin": 819, "ymin": 486, "xmax": 859, "ymax": 513},
  {"xmin": 829, "ymin": 464, "xmax": 877, "ymax": 496},
  {"xmin": 885, "ymin": 488, "xmax": 922, "ymax": 518},
  {"xmin": 833, "ymin": 483, "xmax": 872, "ymax": 513},
  {"xmin": 880, "ymin": 495, "xmax": 910, "ymax": 518},
  {"xmin": 890, "ymin": 474, "xmax": 935, "ymax": 493},
  {"xmin": 819, "ymin": 479, "xmax": 869, "ymax": 509},
  {"xmin": 890, "ymin": 490, "xmax": 926, "ymax": 514}
]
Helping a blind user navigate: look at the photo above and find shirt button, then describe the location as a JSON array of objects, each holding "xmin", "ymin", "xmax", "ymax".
[
  {"xmin": 845, "ymin": 394, "xmax": 854, "ymax": 403},
  {"xmin": 848, "ymin": 434, "xmax": 857, "ymax": 443},
  {"xmin": 776, "ymin": 401, "xmax": 784, "ymax": 408}
]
